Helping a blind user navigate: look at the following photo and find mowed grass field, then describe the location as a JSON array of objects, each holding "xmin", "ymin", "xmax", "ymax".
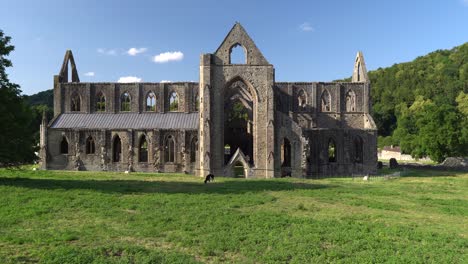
[{"xmin": 0, "ymin": 168, "xmax": 466, "ymax": 263}]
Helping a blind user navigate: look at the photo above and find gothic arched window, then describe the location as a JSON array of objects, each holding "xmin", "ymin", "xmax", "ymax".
[
  {"xmin": 321, "ymin": 90, "xmax": 331, "ymax": 112},
  {"xmin": 328, "ymin": 138, "xmax": 336, "ymax": 163},
  {"xmin": 121, "ymin": 92, "xmax": 131, "ymax": 112},
  {"xmin": 138, "ymin": 135, "xmax": 148, "ymax": 162},
  {"xmin": 96, "ymin": 92, "xmax": 106, "ymax": 112},
  {"xmin": 146, "ymin": 92, "xmax": 156, "ymax": 111},
  {"xmin": 60, "ymin": 136, "xmax": 68, "ymax": 154},
  {"xmin": 346, "ymin": 90, "xmax": 356, "ymax": 112},
  {"xmin": 113, "ymin": 135, "xmax": 122, "ymax": 162},
  {"xmin": 86, "ymin": 136, "xmax": 95, "ymax": 154},
  {"xmin": 298, "ymin": 89, "xmax": 307, "ymax": 110},
  {"xmin": 71, "ymin": 93, "xmax": 81, "ymax": 112},
  {"xmin": 165, "ymin": 135, "xmax": 175, "ymax": 163},
  {"xmin": 169, "ymin": 92, "xmax": 179, "ymax": 112}
]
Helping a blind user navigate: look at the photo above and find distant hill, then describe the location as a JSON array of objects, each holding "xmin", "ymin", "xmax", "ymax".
[
  {"xmin": 25, "ymin": 89, "xmax": 53, "ymax": 108},
  {"xmin": 369, "ymin": 42, "xmax": 468, "ymax": 137}
]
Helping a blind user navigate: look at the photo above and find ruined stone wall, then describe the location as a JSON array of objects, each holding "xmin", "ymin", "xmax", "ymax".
[
  {"xmin": 45, "ymin": 128, "xmax": 198, "ymax": 173},
  {"xmin": 55, "ymin": 82, "xmax": 199, "ymax": 114}
]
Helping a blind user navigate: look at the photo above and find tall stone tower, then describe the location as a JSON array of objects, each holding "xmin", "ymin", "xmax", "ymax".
[{"xmin": 198, "ymin": 23, "xmax": 276, "ymax": 178}]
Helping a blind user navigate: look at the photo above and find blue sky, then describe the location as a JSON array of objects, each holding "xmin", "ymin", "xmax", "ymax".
[{"xmin": 2, "ymin": 0, "xmax": 468, "ymax": 95}]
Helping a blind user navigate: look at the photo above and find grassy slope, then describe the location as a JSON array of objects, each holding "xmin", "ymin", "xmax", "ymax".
[{"xmin": 0, "ymin": 168, "xmax": 466, "ymax": 263}]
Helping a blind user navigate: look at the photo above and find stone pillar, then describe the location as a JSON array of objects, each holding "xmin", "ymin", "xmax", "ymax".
[
  {"xmin": 152, "ymin": 130, "xmax": 160, "ymax": 172},
  {"xmin": 264, "ymin": 68, "xmax": 276, "ymax": 178},
  {"xmin": 53, "ymin": 77, "xmax": 63, "ymax": 116},
  {"xmin": 39, "ymin": 111, "xmax": 48, "ymax": 169},
  {"xmin": 159, "ymin": 83, "xmax": 165, "ymax": 113},
  {"xmin": 198, "ymin": 54, "xmax": 212, "ymax": 177}
]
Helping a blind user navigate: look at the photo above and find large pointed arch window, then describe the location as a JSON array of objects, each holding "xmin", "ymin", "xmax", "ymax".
[
  {"xmin": 138, "ymin": 135, "xmax": 148, "ymax": 162},
  {"xmin": 113, "ymin": 135, "xmax": 122, "ymax": 162},
  {"xmin": 146, "ymin": 92, "xmax": 156, "ymax": 111},
  {"xmin": 169, "ymin": 92, "xmax": 179, "ymax": 112},
  {"xmin": 165, "ymin": 135, "xmax": 176, "ymax": 162},
  {"xmin": 60, "ymin": 136, "xmax": 69, "ymax": 154},
  {"xmin": 346, "ymin": 90, "xmax": 356, "ymax": 112},
  {"xmin": 328, "ymin": 138, "xmax": 336, "ymax": 163},
  {"xmin": 71, "ymin": 93, "xmax": 81, "ymax": 112},
  {"xmin": 321, "ymin": 90, "xmax": 331, "ymax": 112},
  {"xmin": 86, "ymin": 136, "xmax": 95, "ymax": 154},
  {"xmin": 121, "ymin": 92, "xmax": 131, "ymax": 112},
  {"xmin": 96, "ymin": 92, "xmax": 106, "ymax": 112}
]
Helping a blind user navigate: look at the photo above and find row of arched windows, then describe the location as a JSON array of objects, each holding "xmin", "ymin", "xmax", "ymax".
[
  {"xmin": 59, "ymin": 135, "xmax": 198, "ymax": 163},
  {"xmin": 295, "ymin": 89, "xmax": 357, "ymax": 112},
  {"xmin": 70, "ymin": 91, "xmax": 200, "ymax": 112}
]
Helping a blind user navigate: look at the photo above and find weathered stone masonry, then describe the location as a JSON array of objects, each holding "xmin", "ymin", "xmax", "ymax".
[{"xmin": 40, "ymin": 23, "xmax": 377, "ymax": 177}]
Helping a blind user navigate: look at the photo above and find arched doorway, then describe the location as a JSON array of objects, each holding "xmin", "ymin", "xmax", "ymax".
[
  {"xmin": 224, "ymin": 78, "xmax": 255, "ymax": 166},
  {"xmin": 233, "ymin": 161, "xmax": 245, "ymax": 178}
]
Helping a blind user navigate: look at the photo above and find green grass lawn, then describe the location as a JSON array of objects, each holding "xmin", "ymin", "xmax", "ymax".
[{"xmin": 0, "ymin": 168, "xmax": 466, "ymax": 263}]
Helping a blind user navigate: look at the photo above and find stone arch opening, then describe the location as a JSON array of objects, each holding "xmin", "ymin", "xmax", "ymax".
[
  {"xmin": 96, "ymin": 91, "xmax": 106, "ymax": 112},
  {"xmin": 165, "ymin": 135, "xmax": 176, "ymax": 163},
  {"xmin": 321, "ymin": 90, "xmax": 331, "ymax": 112},
  {"xmin": 86, "ymin": 136, "xmax": 95, "ymax": 154},
  {"xmin": 146, "ymin": 91, "xmax": 157, "ymax": 111},
  {"xmin": 229, "ymin": 43, "xmax": 247, "ymax": 64},
  {"xmin": 281, "ymin": 137, "xmax": 291, "ymax": 167},
  {"xmin": 138, "ymin": 135, "xmax": 148, "ymax": 162},
  {"xmin": 190, "ymin": 136, "xmax": 198, "ymax": 163},
  {"xmin": 346, "ymin": 90, "xmax": 356, "ymax": 112},
  {"xmin": 224, "ymin": 77, "xmax": 256, "ymax": 166},
  {"xmin": 233, "ymin": 161, "xmax": 245, "ymax": 178},
  {"xmin": 121, "ymin": 92, "xmax": 131, "ymax": 112},
  {"xmin": 60, "ymin": 136, "xmax": 68, "ymax": 154},
  {"xmin": 297, "ymin": 89, "xmax": 307, "ymax": 110},
  {"xmin": 169, "ymin": 91, "xmax": 179, "ymax": 112},
  {"xmin": 328, "ymin": 138, "xmax": 337, "ymax": 163},
  {"xmin": 71, "ymin": 92, "xmax": 81, "ymax": 112},
  {"xmin": 112, "ymin": 135, "xmax": 122, "ymax": 162},
  {"xmin": 353, "ymin": 136, "xmax": 363, "ymax": 163}
]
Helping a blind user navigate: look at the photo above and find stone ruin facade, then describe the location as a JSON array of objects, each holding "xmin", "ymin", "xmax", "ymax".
[{"xmin": 40, "ymin": 23, "xmax": 378, "ymax": 178}]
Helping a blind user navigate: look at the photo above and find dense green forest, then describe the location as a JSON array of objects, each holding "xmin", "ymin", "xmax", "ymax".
[
  {"xmin": 26, "ymin": 43, "xmax": 468, "ymax": 162},
  {"xmin": 370, "ymin": 43, "xmax": 468, "ymax": 162}
]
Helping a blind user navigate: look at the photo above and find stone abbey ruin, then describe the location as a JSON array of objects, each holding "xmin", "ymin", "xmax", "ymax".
[{"xmin": 39, "ymin": 23, "xmax": 378, "ymax": 178}]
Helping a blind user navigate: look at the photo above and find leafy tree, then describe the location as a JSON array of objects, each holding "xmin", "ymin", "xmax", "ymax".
[
  {"xmin": 393, "ymin": 96, "xmax": 466, "ymax": 162},
  {"xmin": 0, "ymin": 30, "xmax": 36, "ymax": 166}
]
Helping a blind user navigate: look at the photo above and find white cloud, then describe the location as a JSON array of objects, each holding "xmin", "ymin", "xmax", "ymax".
[
  {"xmin": 299, "ymin": 22, "xmax": 314, "ymax": 32},
  {"xmin": 118, "ymin": 76, "xmax": 142, "ymax": 83},
  {"xmin": 153, "ymin": 51, "xmax": 184, "ymax": 63},
  {"xmin": 84, "ymin": 72, "xmax": 95, "ymax": 77},
  {"xmin": 160, "ymin": 80, "xmax": 171, "ymax": 83},
  {"xmin": 127, "ymin": 47, "xmax": 147, "ymax": 56},
  {"xmin": 97, "ymin": 48, "xmax": 117, "ymax": 56}
]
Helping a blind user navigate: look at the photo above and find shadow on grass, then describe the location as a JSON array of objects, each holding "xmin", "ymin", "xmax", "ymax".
[
  {"xmin": 375, "ymin": 167, "xmax": 466, "ymax": 178},
  {"xmin": 0, "ymin": 177, "xmax": 331, "ymax": 195}
]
